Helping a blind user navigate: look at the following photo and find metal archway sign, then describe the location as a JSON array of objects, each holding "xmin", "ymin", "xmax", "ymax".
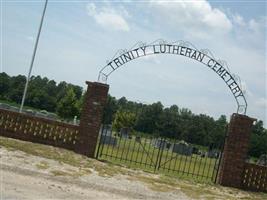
[{"xmin": 97, "ymin": 40, "xmax": 247, "ymax": 114}]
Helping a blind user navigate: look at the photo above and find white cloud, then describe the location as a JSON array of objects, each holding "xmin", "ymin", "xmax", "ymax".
[
  {"xmin": 86, "ymin": 3, "xmax": 130, "ymax": 32},
  {"xmin": 248, "ymin": 18, "xmax": 264, "ymax": 34},
  {"xmin": 26, "ymin": 36, "xmax": 34, "ymax": 42},
  {"xmin": 255, "ymin": 98, "xmax": 267, "ymax": 108},
  {"xmin": 232, "ymin": 14, "xmax": 246, "ymax": 26},
  {"xmin": 142, "ymin": 54, "xmax": 161, "ymax": 64},
  {"xmin": 230, "ymin": 13, "xmax": 266, "ymax": 48},
  {"xmin": 150, "ymin": 0, "xmax": 232, "ymax": 36},
  {"xmin": 238, "ymin": 80, "xmax": 254, "ymax": 97}
]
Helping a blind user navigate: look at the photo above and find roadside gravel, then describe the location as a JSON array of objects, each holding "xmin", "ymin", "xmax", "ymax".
[{"xmin": 1, "ymin": 148, "xmax": 190, "ymax": 200}]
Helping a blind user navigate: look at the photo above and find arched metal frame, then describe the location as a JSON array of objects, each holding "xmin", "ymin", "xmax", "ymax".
[{"xmin": 97, "ymin": 40, "xmax": 247, "ymax": 115}]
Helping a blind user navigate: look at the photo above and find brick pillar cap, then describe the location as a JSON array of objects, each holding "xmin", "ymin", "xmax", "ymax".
[
  {"xmin": 85, "ymin": 81, "xmax": 109, "ymax": 88},
  {"xmin": 232, "ymin": 113, "xmax": 257, "ymax": 122}
]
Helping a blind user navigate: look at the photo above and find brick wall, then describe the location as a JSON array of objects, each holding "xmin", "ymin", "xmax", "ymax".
[
  {"xmin": 0, "ymin": 81, "xmax": 109, "ymax": 158},
  {"xmin": 242, "ymin": 163, "xmax": 267, "ymax": 192},
  {"xmin": 0, "ymin": 108, "xmax": 79, "ymax": 151},
  {"xmin": 218, "ymin": 113, "xmax": 255, "ymax": 188}
]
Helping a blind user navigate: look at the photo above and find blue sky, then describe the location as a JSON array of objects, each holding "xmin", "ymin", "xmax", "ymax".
[{"xmin": 1, "ymin": 0, "xmax": 266, "ymax": 125}]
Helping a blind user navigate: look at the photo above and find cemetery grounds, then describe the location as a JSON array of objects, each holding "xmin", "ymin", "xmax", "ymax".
[{"xmin": 97, "ymin": 132, "xmax": 220, "ymax": 182}]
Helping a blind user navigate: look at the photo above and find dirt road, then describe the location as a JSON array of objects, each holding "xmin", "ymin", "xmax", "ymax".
[
  {"xmin": 1, "ymin": 147, "xmax": 189, "ymax": 200},
  {"xmin": 2, "ymin": 165, "xmax": 136, "ymax": 200},
  {"xmin": 1, "ymin": 137, "xmax": 266, "ymax": 200}
]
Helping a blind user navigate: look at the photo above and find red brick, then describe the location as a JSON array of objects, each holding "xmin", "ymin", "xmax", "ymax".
[
  {"xmin": 218, "ymin": 114, "xmax": 255, "ymax": 189},
  {"xmin": 74, "ymin": 81, "xmax": 109, "ymax": 157}
]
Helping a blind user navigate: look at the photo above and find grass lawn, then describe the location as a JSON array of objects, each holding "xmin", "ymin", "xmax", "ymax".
[
  {"xmin": 97, "ymin": 135, "xmax": 219, "ymax": 182},
  {"xmin": 0, "ymin": 99, "xmax": 41, "ymax": 112}
]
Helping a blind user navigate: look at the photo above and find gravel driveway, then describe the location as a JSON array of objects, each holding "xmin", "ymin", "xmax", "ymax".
[{"xmin": 1, "ymin": 148, "xmax": 190, "ymax": 200}]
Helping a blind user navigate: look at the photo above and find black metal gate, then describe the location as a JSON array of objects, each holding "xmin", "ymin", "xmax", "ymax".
[{"xmin": 96, "ymin": 123, "xmax": 225, "ymax": 182}]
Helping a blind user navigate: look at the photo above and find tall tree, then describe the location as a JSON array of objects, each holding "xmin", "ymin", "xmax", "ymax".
[
  {"xmin": 249, "ymin": 121, "xmax": 267, "ymax": 158},
  {"xmin": 0, "ymin": 72, "xmax": 10, "ymax": 100},
  {"xmin": 213, "ymin": 115, "xmax": 228, "ymax": 148},
  {"xmin": 8, "ymin": 75, "xmax": 26, "ymax": 103},
  {"xmin": 135, "ymin": 102, "xmax": 163, "ymax": 134},
  {"xmin": 113, "ymin": 110, "xmax": 136, "ymax": 131},
  {"xmin": 158, "ymin": 105, "xmax": 180, "ymax": 138},
  {"xmin": 56, "ymin": 87, "xmax": 79, "ymax": 119},
  {"xmin": 103, "ymin": 95, "xmax": 118, "ymax": 124}
]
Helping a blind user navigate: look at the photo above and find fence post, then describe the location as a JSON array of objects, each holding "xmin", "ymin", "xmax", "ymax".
[
  {"xmin": 75, "ymin": 81, "xmax": 109, "ymax": 158},
  {"xmin": 218, "ymin": 113, "xmax": 255, "ymax": 188}
]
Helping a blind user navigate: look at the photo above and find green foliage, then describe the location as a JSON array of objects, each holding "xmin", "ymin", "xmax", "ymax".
[
  {"xmin": 157, "ymin": 105, "xmax": 180, "ymax": 138},
  {"xmin": 0, "ymin": 73, "xmax": 83, "ymax": 117},
  {"xmin": 135, "ymin": 102, "xmax": 163, "ymax": 134},
  {"xmin": 213, "ymin": 115, "xmax": 227, "ymax": 147},
  {"xmin": 248, "ymin": 121, "xmax": 267, "ymax": 158},
  {"xmin": 0, "ymin": 72, "xmax": 10, "ymax": 99},
  {"xmin": 105, "ymin": 95, "xmax": 228, "ymax": 149},
  {"xmin": 113, "ymin": 110, "xmax": 136, "ymax": 131},
  {"xmin": 103, "ymin": 95, "xmax": 119, "ymax": 124},
  {"xmin": 56, "ymin": 87, "xmax": 79, "ymax": 119},
  {"xmin": 8, "ymin": 74, "xmax": 26, "ymax": 103},
  {"xmin": 0, "ymin": 72, "xmax": 266, "ymax": 156}
]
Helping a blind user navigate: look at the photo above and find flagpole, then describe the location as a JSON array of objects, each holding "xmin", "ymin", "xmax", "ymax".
[{"xmin": 19, "ymin": 0, "xmax": 48, "ymax": 112}]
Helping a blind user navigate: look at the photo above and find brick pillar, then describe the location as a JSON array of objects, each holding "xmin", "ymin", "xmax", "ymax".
[
  {"xmin": 218, "ymin": 113, "xmax": 255, "ymax": 188},
  {"xmin": 75, "ymin": 81, "xmax": 109, "ymax": 157}
]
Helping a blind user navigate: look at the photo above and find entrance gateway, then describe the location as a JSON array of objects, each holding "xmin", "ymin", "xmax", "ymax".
[{"xmin": 95, "ymin": 40, "xmax": 248, "ymax": 182}]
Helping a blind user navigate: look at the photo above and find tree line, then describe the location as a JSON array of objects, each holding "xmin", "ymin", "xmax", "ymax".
[
  {"xmin": 0, "ymin": 72, "xmax": 83, "ymax": 118},
  {"xmin": 0, "ymin": 72, "xmax": 266, "ymax": 157}
]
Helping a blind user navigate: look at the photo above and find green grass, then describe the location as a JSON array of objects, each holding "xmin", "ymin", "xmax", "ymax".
[
  {"xmin": 0, "ymin": 136, "xmax": 130, "ymax": 177},
  {"xmin": 0, "ymin": 99, "xmax": 41, "ymax": 112},
  {"xmin": 0, "ymin": 136, "xmax": 93, "ymax": 169},
  {"xmin": 51, "ymin": 170, "xmax": 71, "ymax": 176},
  {"xmin": 97, "ymin": 135, "xmax": 218, "ymax": 182},
  {"xmin": 0, "ymin": 99, "xmax": 60, "ymax": 119},
  {"xmin": 128, "ymin": 174, "xmax": 267, "ymax": 200},
  {"xmin": 36, "ymin": 160, "xmax": 50, "ymax": 170}
]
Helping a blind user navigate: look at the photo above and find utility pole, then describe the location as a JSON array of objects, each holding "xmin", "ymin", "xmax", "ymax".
[{"xmin": 19, "ymin": 0, "xmax": 48, "ymax": 112}]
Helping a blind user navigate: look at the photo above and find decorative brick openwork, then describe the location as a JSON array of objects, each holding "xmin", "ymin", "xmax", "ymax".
[
  {"xmin": 0, "ymin": 81, "xmax": 109, "ymax": 158},
  {"xmin": 0, "ymin": 108, "xmax": 79, "ymax": 150},
  {"xmin": 218, "ymin": 113, "xmax": 255, "ymax": 188},
  {"xmin": 242, "ymin": 163, "xmax": 267, "ymax": 192}
]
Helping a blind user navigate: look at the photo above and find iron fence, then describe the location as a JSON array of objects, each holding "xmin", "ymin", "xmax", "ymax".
[{"xmin": 96, "ymin": 125, "xmax": 224, "ymax": 182}]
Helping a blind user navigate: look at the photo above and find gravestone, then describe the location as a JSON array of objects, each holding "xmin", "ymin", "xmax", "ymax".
[
  {"xmin": 100, "ymin": 124, "xmax": 112, "ymax": 136},
  {"xmin": 120, "ymin": 127, "xmax": 131, "ymax": 139},
  {"xmin": 192, "ymin": 147, "xmax": 200, "ymax": 154},
  {"xmin": 166, "ymin": 142, "xmax": 172, "ymax": 149},
  {"xmin": 135, "ymin": 136, "xmax": 141, "ymax": 143},
  {"xmin": 257, "ymin": 154, "xmax": 267, "ymax": 166},
  {"xmin": 100, "ymin": 135, "xmax": 117, "ymax": 146},
  {"xmin": 171, "ymin": 141, "xmax": 193, "ymax": 156},
  {"xmin": 207, "ymin": 149, "xmax": 220, "ymax": 158},
  {"xmin": 153, "ymin": 138, "xmax": 169, "ymax": 149}
]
